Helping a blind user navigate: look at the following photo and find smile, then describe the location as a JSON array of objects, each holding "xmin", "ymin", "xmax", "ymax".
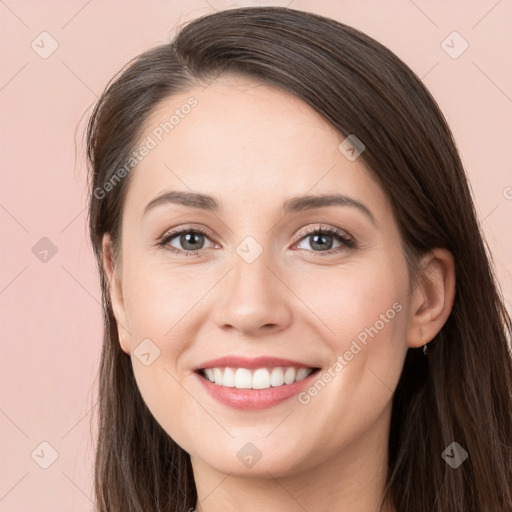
[
  {"xmin": 194, "ymin": 365, "xmax": 321, "ymax": 411},
  {"xmin": 198, "ymin": 366, "xmax": 316, "ymax": 389}
]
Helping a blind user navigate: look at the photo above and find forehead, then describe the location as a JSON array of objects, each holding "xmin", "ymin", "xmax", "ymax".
[{"xmin": 124, "ymin": 75, "xmax": 389, "ymax": 219}]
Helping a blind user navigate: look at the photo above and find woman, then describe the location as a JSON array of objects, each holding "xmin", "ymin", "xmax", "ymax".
[{"xmin": 85, "ymin": 6, "xmax": 512, "ymax": 512}]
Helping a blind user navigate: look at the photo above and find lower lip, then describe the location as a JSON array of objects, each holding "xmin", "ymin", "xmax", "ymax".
[{"xmin": 193, "ymin": 370, "xmax": 320, "ymax": 411}]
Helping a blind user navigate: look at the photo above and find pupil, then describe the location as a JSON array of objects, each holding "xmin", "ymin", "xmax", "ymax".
[
  {"xmin": 311, "ymin": 234, "xmax": 333, "ymax": 251},
  {"xmin": 182, "ymin": 232, "xmax": 203, "ymax": 250}
]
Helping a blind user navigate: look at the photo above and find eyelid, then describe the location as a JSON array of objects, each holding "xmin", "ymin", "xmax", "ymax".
[
  {"xmin": 293, "ymin": 224, "xmax": 353, "ymax": 244},
  {"xmin": 159, "ymin": 224, "xmax": 217, "ymax": 243}
]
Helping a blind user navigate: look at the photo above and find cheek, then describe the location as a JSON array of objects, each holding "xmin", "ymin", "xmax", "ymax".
[
  {"xmin": 290, "ymin": 255, "xmax": 408, "ymax": 352},
  {"xmin": 122, "ymin": 260, "xmax": 201, "ymax": 447},
  {"xmin": 286, "ymin": 260, "xmax": 409, "ymax": 457},
  {"xmin": 122, "ymin": 256, "xmax": 208, "ymax": 343},
  {"xmin": 120, "ymin": 255, "xmax": 227, "ymax": 439},
  {"xmin": 289, "ymin": 255, "xmax": 410, "ymax": 411},
  {"xmin": 129, "ymin": 360, "xmax": 201, "ymax": 457}
]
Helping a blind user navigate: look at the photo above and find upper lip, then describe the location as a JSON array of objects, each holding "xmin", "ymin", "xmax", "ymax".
[{"xmin": 193, "ymin": 356, "xmax": 319, "ymax": 371}]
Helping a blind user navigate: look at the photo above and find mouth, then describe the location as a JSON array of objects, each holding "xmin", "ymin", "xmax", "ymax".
[
  {"xmin": 193, "ymin": 365, "xmax": 322, "ymax": 411},
  {"xmin": 194, "ymin": 366, "xmax": 321, "ymax": 389}
]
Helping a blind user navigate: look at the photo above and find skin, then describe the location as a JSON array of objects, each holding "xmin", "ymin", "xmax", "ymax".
[{"xmin": 102, "ymin": 75, "xmax": 456, "ymax": 512}]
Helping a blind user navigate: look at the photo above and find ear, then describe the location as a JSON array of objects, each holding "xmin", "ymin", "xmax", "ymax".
[
  {"xmin": 102, "ymin": 233, "xmax": 131, "ymax": 354},
  {"xmin": 406, "ymin": 248, "xmax": 456, "ymax": 349}
]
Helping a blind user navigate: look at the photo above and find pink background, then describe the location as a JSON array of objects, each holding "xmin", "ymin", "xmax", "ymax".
[{"xmin": 1, "ymin": 0, "xmax": 511, "ymax": 510}]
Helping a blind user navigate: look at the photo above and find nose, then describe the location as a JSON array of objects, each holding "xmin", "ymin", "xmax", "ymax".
[{"xmin": 213, "ymin": 247, "xmax": 293, "ymax": 337}]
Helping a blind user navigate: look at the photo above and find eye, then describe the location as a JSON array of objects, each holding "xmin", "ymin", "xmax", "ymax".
[
  {"xmin": 157, "ymin": 226, "xmax": 216, "ymax": 256},
  {"xmin": 293, "ymin": 225, "xmax": 355, "ymax": 255},
  {"xmin": 157, "ymin": 224, "xmax": 355, "ymax": 257}
]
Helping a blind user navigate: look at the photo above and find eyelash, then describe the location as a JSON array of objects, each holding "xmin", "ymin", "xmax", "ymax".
[{"xmin": 157, "ymin": 224, "xmax": 356, "ymax": 257}]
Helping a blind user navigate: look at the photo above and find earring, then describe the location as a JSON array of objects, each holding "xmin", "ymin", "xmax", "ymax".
[{"xmin": 420, "ymin": 326, "xmax": 428, "ymax": 356}]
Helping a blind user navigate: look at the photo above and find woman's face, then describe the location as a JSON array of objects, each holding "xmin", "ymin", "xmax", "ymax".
[{"xmin": 105, "ymin": 75, "xmax": 420, "ymax": 477}]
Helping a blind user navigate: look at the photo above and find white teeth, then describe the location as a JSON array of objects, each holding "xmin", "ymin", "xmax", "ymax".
[
  {"xmin": 222, "ymin": 367, "xmax": 235, "ymax": 387},
  {"xmin": 283, "ymin": 367, "xmax": 296, "ymax": 385},
  {"xmin": 213, "ymin": 367, "xmax": 223, "ymax": 384},
  {"xmin": 252, "ymin": 368, "xmax": 271, "ymax": 389},
  {"xmin": 235, "ymin": 368, "xmax": 252, "ymax": 389},
  {"xmin": 201, "ymin": 366, "xmax": 315, "ymax": 389},
  {"xmin": 295, "ymin": 368, "xmax": 311, "ymax": 382},
  {"xmin": 270, "ymin": 367, "xmax": 284, "ymax": 386}
]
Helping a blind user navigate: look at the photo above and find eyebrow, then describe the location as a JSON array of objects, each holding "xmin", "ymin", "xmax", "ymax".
[{"xmin": 143, "ymin": 190, "xmax": 376, "ymax": 225}]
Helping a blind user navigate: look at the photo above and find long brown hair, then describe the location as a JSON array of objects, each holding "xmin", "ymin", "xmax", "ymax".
[{"xmin": 85, "ymin": 6, "xmax": 512, "ymax": 511}]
